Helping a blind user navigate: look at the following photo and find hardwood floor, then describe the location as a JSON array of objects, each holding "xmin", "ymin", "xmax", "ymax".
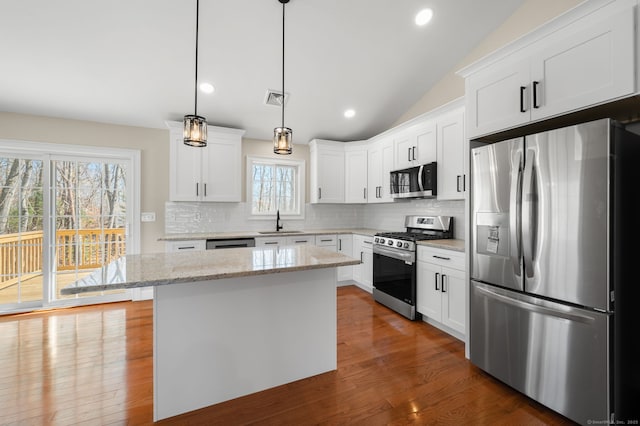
[{"xmin": 0, "ymin": 285, "xmax": 573, "ymax": 425}]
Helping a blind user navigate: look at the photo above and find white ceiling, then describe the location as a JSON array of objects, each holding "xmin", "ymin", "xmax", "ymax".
[{"xmin": 0, "ymin": 0, "xmax": 525, "ymax": 144}]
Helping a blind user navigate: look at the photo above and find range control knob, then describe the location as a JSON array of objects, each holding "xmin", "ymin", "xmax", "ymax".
[
  {"xmin": 404, "ymin": 242, "xmax": 410, "ymax": 248},
  {"xmin": 379, "ymin": 238, "xmax": 385, "ymax": 244},
  {"xmin": 374, "ymin": 237, "xmax": 379, "ymax": 243},
  {"xmin": 387, "ymin": 240, "xmax": 393, "ymax": 246},
  {"xmin": 396, "ymin": 241, "xmax": 402, "ymax": 248}
]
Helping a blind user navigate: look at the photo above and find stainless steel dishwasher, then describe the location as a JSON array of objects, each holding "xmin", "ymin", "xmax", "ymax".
[{"xmin": 206, "ymin": 238, "xmax": 255, "ymax": 249}]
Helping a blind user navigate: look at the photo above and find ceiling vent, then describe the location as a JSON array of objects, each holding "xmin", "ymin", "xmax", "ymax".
[{"xmin": 264, "ymin": 89, "xmax": 289, "ymax": 107}]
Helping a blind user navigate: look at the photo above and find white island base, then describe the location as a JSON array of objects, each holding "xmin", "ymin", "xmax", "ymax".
[{"xmin": 153, "ymin": 267, "xmax": 337, "ymax": 421}]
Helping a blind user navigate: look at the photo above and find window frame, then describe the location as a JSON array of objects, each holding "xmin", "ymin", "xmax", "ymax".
[{"xmin": 246, "ymin": 156, "xmax": 305, "ymax": 220}]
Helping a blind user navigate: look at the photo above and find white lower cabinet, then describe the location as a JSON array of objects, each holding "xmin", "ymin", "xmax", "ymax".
[
  {"xmin": 165, "ymin": 240, "xmax": 206, "ymax": 252},
  {"xmin": 417, "ymin": 246, "xmax": 465, "ymax": 337},
  {"xmin": 352, "ymin": 234, "xmax": 373, "ymax": 293},
  {"xmin": 336, "ymin": 234, "xmax": 353, "ymax": 283}
]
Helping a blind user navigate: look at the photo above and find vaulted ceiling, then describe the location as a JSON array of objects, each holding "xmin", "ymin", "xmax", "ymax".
[{"xmin": 0, "ymin": 0, "xmax": 525, "ymax": 143}]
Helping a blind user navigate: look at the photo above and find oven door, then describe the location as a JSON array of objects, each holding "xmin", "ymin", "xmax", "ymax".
[{"xmin": 373, "ymin": 246, "xmax": 416, "ymax": 305}]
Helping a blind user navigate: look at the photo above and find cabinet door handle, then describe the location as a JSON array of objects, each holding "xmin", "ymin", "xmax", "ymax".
[
  {"xmin": 463, "ymin": 175, "xmax": 466, "ymax": 191},
  {"xmin": 360, "ymin": 251, "xmax": 363, "ymax": 262},
  {"xmin": 408, "ymin": 147, "xmax": 411, "ymax": 162},
  {"xmin": 435, "ymin": 272, "xmax": 440, "ymax": 291},
  {"xmin": 442, "ymin": 274, "xmax": 447, "ymax": 293},
  {"xmin": 318, "ymin": 188, "xmax": 322, "ymax": 200},
  {"xmin": 264, "ymin": 242, "xmax": 278, "ymax": 245},
  {"xmin": 178, "ymin": 246, "xmax": 195, "ymax": 250},
  {"xmin": 364, "ymin": 187, "xmax": 367, "ymax": 199},
  {"xmin": 433, "ymin": 255, "xmax": 451, "ymax": 260},
  {"xmin": 204, "ymin": 183, "xmax": 207, "ymax": 197},
  {"xmin": 520, "ymin": 86, "xmax": 527, "ymax": 113},
  {"xmin": 196, "ymin": 182, "xmax": 199, "ymax": 196},
  {"xmin": 533, "ymin": 81, "xmax": 540, "ymax": 109},
  {"xmin": 412, "ymin": 146, "xmax": 416, "ymax": 161},
  {"xmin": 456, "ymin": 175, "xmax": 461, "ymax": 192},
  {"xmin": 338, "ymin": 239, "xmax": 342, "ymax": 251}
]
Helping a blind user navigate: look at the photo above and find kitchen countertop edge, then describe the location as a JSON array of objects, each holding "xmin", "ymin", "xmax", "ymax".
[
  {"xmin": 61, "ymin": 246, "xmax": 361, "ymax": 295},
  {"xmin": 159, "ymin": 228, "xmax": 383, "ymax": 241},
  {"xmin": 416, "ymin": 239, "xmax": 465, "ymax": 252}
]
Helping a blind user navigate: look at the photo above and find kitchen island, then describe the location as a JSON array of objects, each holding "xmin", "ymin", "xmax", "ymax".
[{"xmin": 61, "ymin": 245, "xmax": 360, "ymax": 421}]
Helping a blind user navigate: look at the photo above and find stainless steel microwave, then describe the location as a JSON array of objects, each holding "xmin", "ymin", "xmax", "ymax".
[{"xmin": 390, "ymin": 162, "xmax": 437, "ymax": 199}]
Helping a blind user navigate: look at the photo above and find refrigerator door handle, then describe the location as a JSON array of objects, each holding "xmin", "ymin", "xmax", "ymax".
[
  {"xmin": 509, "ymin": 149, "xmax": 523, "ymax": 277},
  {"xmin": 522, "ymin": 150, "xmax": 536, "ymax": 278},
  {"xmin": 474, "ymin": 283, "xmax": 596, "ymax": 324}
]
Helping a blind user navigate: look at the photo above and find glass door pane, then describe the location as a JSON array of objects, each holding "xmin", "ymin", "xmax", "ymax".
[
  {"xmin": 0, "ymin": 157, "xmax": 44, "ymax": 309},
  {"xmin": 53, "ymin": 159, "xmax": 128, "ymax": 300}
]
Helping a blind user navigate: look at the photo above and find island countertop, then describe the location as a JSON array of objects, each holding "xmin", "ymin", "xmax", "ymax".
[{"xmin": 61, "ymin": 245, "xmax": 360, "ymax": 295}]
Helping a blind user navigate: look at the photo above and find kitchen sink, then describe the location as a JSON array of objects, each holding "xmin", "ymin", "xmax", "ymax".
[{"xmin": 258, "ymin": 230, "xmax": 303, "ymax": 234}]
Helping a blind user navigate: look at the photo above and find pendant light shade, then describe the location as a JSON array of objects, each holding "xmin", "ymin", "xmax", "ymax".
[
  {"xmin": 273, "ymin": 126, "xmax": 292, "ymax": 155},
  {"xmin": 183, "ymin": 114, "xmax": 208, "ymax": 147},
  {"xmin": 273, "ymin": 0, "xmax": 292, "ymax": 155},
  {"xmin": 184, "ymin": 0, "xmax": 207, "ymax": 147}
]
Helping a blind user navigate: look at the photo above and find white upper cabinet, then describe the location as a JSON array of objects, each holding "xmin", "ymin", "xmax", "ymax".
[
  {"xmin": 529, "ymin": 6, "xmax": 635, "ymax": 121},
  {"xmin": 344, "ymin": 143, "xmax": 368, "ymax": 203},
  {"xmin": 465, "ymin": 58, "xmax": 531, "ymax": 138},
  {"xmin": 436, "ymin": 108, "xmax": 466, "ymax": 200},
  {"xmin": 394, "ymin": 121, "xmax": 436, "ymax": 170},
  {"xmin": 168, "ymin": 122, "xmax": 244, "ymax": 202},
  {"xmin": 367, "ymin": 137, "xmax": 394, "ymax": 203},
  {"xmin": 310, "ymin": 139, "xmax": 345, "ymax": 204},
  {"xmin": 462, "ymin": 0, "xmax": 636, "ymax": 139}
]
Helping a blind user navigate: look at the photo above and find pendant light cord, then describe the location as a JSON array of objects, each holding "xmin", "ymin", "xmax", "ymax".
[
  {"xmin": 281, "ymin": 0, "xmax": 285, "ymax": 128},
  {"xmin": 194, "ymin": 0, "xmax": 200, "ymax": 116}
]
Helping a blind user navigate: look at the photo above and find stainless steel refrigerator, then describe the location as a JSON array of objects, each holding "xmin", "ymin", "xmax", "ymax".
[{"xmin": 470, "ymin": 118, "xmax": 639, "ymax": 424}]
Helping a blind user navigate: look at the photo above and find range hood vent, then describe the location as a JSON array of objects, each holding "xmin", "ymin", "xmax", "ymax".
[{"xmin": 264, "ymin": 89, "xmax": 289, "ymax": 107}]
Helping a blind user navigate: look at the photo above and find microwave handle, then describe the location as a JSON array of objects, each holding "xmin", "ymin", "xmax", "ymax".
[{"xmin": 417, "ymin": 165, "xmax": 424, "ymax": 192}]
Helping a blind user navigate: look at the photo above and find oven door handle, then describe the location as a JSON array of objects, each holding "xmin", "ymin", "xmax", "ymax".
[{"xmin": 373, "ymin": 245, "xmax": 415, "ymax": 263}]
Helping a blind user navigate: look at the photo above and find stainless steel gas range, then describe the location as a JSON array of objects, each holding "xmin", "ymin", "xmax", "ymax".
[{"xmin": 373, "ymin": 215, "xmax": 453, "ymax": 320}]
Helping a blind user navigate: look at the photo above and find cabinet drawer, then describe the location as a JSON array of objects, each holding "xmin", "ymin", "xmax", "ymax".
[
  {"xmin": 315, "ymin": 234, "xmax": 337, "ymax": 246},
  {"xmin": 165, "ymin": 240, "xmax": 206, "ymax": 252},
  {"xmin": 286, "ymin": 236, "xmax": 314, "ymax": 245},
  {"xmin": 255, "ymin": 237, "xmax": 286, "ymax": 247},
  {"xmin": 418, "ymin": 246, "xmax": 464, "ymax": 270}
]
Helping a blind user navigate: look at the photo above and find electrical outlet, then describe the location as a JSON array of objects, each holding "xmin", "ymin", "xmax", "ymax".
[{"xmin": 141, "ymin": 212, "xmax": 156, "ymax": 222}]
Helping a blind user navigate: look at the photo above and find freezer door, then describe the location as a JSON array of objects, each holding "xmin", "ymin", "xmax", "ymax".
[
  {"xmin": 523, "ymin": 120, "xmax": 610, "ymax": 310},
  {"xmin": 471, "ymin": 138, "xmax": 524, "ymax": 291},
  {"xmin": 470, "ymin": 281, "xmax": 611, "ymax": 424}
]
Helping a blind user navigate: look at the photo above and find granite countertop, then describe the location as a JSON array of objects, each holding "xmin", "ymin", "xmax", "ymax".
[
  {"xmin": 417, "ymin": 239, "xmax": 465, "ymax": 252},
  {"xmin": 60, "ymin": 245, "xmax": 361, "ymax": 295},
  {"xmin": 159, "ymin": 228, "xmax": 384, "ymax": 241}
]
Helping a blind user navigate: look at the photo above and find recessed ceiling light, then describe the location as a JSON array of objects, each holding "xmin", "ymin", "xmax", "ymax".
[
  {"xmin": 199, "ymin": 82, "xmax": 215, "ymax": 94},
  {"xmin": 344, "ymin": 109, "xmax": 356, "ymax": 118},
  {"xmin": 415, "ymin": 8, "xmax": 433, "ymax": 26}
]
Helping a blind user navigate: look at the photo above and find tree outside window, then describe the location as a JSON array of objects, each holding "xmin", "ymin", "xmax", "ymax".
[{"xmin": 248, "ymin": 157, "xmax": 304, "ymax": 218}]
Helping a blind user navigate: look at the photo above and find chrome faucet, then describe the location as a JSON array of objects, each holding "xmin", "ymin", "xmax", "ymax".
[{"xmin": 276, "ymin": 209, "xmax": 283, "ymax": 232}]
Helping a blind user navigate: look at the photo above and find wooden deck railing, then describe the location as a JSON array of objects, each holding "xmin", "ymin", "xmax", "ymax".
[{"xmin": 0, "ymin": 229, "xmax": 126, "ymax": 284}]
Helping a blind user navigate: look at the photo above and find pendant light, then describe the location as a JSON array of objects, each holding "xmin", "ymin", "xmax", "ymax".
[
  {"xmin": 183, "ymin": 0, "xmax": 207, "ymax": 147},
  {"xmin": 273, "ymin": 0, "xmax": 292, "ymax": 155}
]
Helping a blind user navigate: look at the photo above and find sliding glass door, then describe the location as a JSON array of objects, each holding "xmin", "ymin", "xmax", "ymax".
[
  {"xmin": 0, "ymin": 156, "xmax": 44, "ymax": 310},
  {"xmin": 52, "ymin": 158, "xmax": 128, "ymax": 301},
  {"xmin": 0, "ymin": 141, "xmax": 140, "ymax": 314}
]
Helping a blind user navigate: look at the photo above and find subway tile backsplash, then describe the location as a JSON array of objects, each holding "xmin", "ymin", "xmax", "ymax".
[{"xmin": 165, "ymin": 199, "xmax": 465, "ymax": 240}]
